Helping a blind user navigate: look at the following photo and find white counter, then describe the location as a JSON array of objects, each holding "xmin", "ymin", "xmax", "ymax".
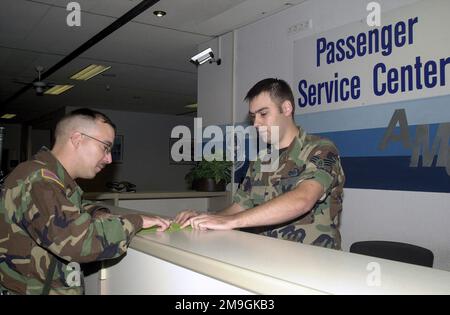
[
  {"xmin": 85, "ymin": 190, "xmax": 230, "ymax": 217},
  {"xmin": 86, "ymin": 204, "xmax": 450, "ymax": 295}
]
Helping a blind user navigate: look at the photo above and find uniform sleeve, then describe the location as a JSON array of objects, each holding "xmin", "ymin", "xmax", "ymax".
[
  {"xmin": 81, "ymin": 199, "xmax": 111, "ymax": 218},
  {"xmin": 297, "ymin": 143, "xmax": 341, "ymax": 200},
  {"xmin": 232, "ymin": 162, "xmax": 255, "ymax": 210},
  {"xmin": 15, "ymin": 178, "xmax": 143, "ymax": 263}
]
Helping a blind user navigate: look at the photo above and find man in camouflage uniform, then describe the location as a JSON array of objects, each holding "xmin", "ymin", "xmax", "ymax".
[
  {"xmin": 175, "ymin": 78, "xmax": 345, "ymax": 249},
  {"xmin": 0, "ymin": 108, "xmax": 169, "ymax": 295}
]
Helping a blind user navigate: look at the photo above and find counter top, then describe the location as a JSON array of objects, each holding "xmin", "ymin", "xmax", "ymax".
[
  {"xmin": 107, "ymin": 204, "xmax": 450, "ymax": 295},
  {"xmin": 85, "ymin": 190, "xmax": 228, "ymax": 200}
]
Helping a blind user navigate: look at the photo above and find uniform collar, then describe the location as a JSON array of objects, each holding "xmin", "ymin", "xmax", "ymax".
[
  {"xmin": 281, "ymin": 126, "xmax": 306, "ymax": 160},
  {"xmin": 259, "ymin": 126, "xmax": 306, "ymax": 169}
]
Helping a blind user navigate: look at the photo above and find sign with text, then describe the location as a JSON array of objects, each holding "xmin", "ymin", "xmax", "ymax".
[{"xmin": 293, "ymin": 0, "xmax": 450, "ymax": 114}]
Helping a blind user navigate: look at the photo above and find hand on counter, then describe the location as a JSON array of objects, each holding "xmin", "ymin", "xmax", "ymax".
[
  {"xmin": 181, "ymin": 213, "xmax": 236, "ymax": 231},
  {"xmin": 139, "ymin": 222, "xmax": 193, "ymax": 235},
  {"xmin": 174, "ymin": 209, "xmax": 201, "ymax": 227},
  {"xmin": 175, "ymin": 203, "xmax": 246, "ymax": 230},
  {"xmin": 141, "ymin": 215, "xmax": 171, "ymax": 232}
]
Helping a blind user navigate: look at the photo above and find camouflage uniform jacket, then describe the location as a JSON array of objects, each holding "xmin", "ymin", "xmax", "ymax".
[
  {"xmin": 233, "ymin": 126, "xmax": 345, "ymax": 249},
  {"xmin": 0, "ymin": 148, "xmax": 143, "ymax": 294}
]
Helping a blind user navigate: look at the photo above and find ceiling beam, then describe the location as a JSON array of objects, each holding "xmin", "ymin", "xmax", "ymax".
[{"xmin": 2, "ymin": 0, "xmax": 160, "ymax": 108}]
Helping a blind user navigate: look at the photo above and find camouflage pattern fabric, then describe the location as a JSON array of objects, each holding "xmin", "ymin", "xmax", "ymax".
[
  {"xmin": 0, "ymin": 148, "xmax": 143, "ymax": 295},
  {"xmin": 233, "ymin": 126, "xmax": 345, "ymax": 249}
]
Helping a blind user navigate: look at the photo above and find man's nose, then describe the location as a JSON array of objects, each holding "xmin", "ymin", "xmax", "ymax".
[
  {"xmin": 253, "ymin": 116, "xmax": 261, "ymax": 127},
  {"xmin": 104, "ymin": 152, "xmax": 112, "ymax": 164}
]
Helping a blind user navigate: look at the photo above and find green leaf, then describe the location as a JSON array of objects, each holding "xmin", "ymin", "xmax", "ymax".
[{"xmin": 138, "ymin": 222, "xmax": 193, "ymax": 235}]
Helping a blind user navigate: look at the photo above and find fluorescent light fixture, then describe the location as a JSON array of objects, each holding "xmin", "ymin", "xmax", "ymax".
[
  {"xmin": 44, "ymin": 85, "xmax": 74, "ymax": 95},
  {"xmin": 1, "ymin": 113, "xmax": 16, "ymax": 119},
  {"xmin": 185, "ymin": 103, "xmax": 198, "ymax": 109},
  {"xmin": 190, "ymin": 48, "xmax": 214, "ymax": 65},
  {"xmin": 70, "ymin": 64, "xmax": 111, "ymax": 81}
]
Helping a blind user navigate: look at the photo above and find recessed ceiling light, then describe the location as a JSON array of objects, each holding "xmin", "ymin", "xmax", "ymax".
[{"xmin": 153, "ymin": 10, "xmax": 166, "ymax": 17}]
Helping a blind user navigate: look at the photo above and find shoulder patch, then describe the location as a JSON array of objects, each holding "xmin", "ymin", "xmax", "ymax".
[
  {"xmin": 41, "ymin": 169, "xmax": 64, "ymax": 188},
  {"xmin": 310, "ymin": 152, "xmax": 338, "ymax": 174}
]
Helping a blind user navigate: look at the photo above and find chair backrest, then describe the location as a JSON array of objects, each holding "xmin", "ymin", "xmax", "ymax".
[{"xmin": 350, "ymin": 240, "xmax": 434, "ymax": 267}]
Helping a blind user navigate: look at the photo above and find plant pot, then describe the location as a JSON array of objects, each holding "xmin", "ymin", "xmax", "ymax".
[{"xmin": 192, "ymin": 178, "xmax": 226, "ymax": 192}]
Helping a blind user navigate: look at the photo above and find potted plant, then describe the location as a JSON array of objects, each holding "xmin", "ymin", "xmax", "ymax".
[{"xmin": 185, "ymin": 157, "xmax": 232, "ymax": 192}]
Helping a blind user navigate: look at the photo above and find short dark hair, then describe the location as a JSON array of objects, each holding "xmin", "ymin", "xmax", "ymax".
[
  {"xmin": 67, "ymin": 108, "xmax": 116, "ymax": 132},
  {"xmin": 244, "ymin": 78, "xmax": 295, "ymax": 116},
  {"xmin": 53, "ymin": 108, "xmax": 116, "ymax": 144}
]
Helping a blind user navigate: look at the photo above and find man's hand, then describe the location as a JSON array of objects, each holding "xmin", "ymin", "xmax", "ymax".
[
  {"xmin": 187, "ymin": 213, "xmax": 236, "ymax": 231},
  {"xmin": 141, "ymin": 215, "xmax": 171, "ymax": 231},
  {"xmin": 174, "ymin": 209, "xmax": 201, "ymax": 228}
]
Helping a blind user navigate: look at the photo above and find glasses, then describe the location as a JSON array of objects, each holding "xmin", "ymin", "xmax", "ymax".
[{"xmin": 80, "ymin": 133, "xmax": 112, "ymax": 154}]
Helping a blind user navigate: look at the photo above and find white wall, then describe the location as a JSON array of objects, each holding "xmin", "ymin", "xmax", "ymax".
[
  {"xmin": 67, "ymin": 107, "xmax": 194, "ymax": 192},
  {"xmin": 341, "ymin": 189, "xmax": 450, "ymax": 271},
  {"xmin": 197, "ymin": 0, "xmax": 450, "ymax": 271},
  {"xmin": 197, "ymin": 32, "xmax": 235, "ymax": 126}
]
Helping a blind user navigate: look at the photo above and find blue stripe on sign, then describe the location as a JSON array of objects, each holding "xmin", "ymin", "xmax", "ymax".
[
  {"xmin": 295, "ymin": 94, "xmax": 450, "ymax": 133},
  {"xmin": 342, "ymin": 156, "xmax": 450, "ymax": 193},
  {"xmin": 317, "ymin": 124, "xmax": 441, "ymax": 157}
]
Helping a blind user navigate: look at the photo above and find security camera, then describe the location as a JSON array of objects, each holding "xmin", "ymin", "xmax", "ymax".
[{"xmin": 190, "ymin": 48, "xmax": 221, "ymax": 66}]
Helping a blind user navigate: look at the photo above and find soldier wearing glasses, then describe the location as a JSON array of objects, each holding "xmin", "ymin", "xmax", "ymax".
[{"xmin": 0, "ymin": 108, "xmax": 170, "ymax": 295}]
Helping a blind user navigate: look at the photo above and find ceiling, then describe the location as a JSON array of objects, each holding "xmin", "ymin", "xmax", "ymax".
[{"xmin": 0, "ymin": 0, "xmax": 305, "ymax": 123}]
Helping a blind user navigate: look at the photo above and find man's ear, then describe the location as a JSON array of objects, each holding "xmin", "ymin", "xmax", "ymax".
[
  {"xmin": 281, "ymin": 101, "xmax": 293, "ymax": 117},
  {"xmin": 70, "ymin": 132, "xmax": 83, "ymax": 149}
]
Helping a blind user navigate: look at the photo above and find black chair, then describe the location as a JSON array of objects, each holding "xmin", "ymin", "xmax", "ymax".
[{"xmin": 350, "ymin": 240, "xmax": 434, "ymax": 267}]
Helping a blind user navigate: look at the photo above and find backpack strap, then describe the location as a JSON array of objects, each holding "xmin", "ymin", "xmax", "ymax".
[{"xmin": 41, "ymin": 256, "xmax": 57, "ymax": 295}]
